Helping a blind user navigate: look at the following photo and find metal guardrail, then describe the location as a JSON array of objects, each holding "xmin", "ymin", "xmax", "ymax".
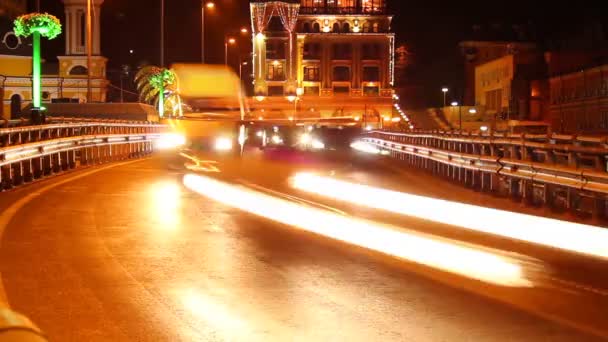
[
  {"xmin": 0, "ymin": 119, "xmax": 166, "ymax": 191},
  {"xmin": 363, "ymin": 130, "xmax": 608, "ymax": 219}
]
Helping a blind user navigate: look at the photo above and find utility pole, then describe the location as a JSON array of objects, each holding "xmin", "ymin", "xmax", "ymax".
[
  {"xmin": 160, "ymin": 0, "xmax": 165, "ymax": 67},
  {"xmin": 86, "ymin": 0, "xmax": 92, "ymax": 103}
]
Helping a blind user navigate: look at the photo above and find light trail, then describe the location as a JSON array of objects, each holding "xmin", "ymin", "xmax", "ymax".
[
  {"xmin": 291, "ymin": 173, "xmax": 608, "ymax": 259},
  {"xmin": 183, "ymin": 174, "xmax": 531, "ymax": 287}
]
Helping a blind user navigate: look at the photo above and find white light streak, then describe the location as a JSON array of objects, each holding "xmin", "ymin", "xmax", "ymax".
[
  {"xmin": 184, "ymin": 174, "xmax": 530, "ymax": 287},
  {"xmin": 291, "ymin": 173, "xmax": 608, "ymax": 259}
]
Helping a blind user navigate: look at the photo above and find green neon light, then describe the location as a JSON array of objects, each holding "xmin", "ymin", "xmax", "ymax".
[
  {"xmin": 13, "ymin": 13, "xmax": 62, "ymax": 111},
  {"xmin": 32, "ymin": 31, "xmax": 41, "ymax": 108},
  {"xmin": 13, "ymin": 13, "xmax": 62, "ymax": 40},
  {"xmin": 158, "ymin": 83, "xmax": 165, "ymax": 118}
]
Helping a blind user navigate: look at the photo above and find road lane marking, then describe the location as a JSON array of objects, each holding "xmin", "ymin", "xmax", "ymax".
[
  {"xmin": 0, "ymin": 158, "xmax": 148, "ymax": 306},
  {"xmin": 236, "ymin": 179, "xmax": 348, "ymax": 216}
]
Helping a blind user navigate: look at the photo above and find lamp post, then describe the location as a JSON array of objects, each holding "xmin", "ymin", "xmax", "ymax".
[
  {"xmin": 239, "ymin": 61, "xmax": 248, "ymax": 80},
  {"xmin": 201, "ymin": 1, "xmax": 215, "ymax": 63},
  {"xmin": 451, "ymin": 101, "xmax": 461, "ymax": 131},
  {"xmin": 441, "ymin": 87, "xmax": 448, "ymax": 107},
  {"xmin": 87, "ymin": 0, "xmax": 92, "ymax": 102},
  {"xmin": 225, "ymin": 37, "xmax": 236, "ymax": 65},
  {"xmin": 160, "ymin": 0, "xmax": 164, "ymax": 67},
  {"xmin": 224, "ymin": 28, "xmax": 248, "ymax": 66}
]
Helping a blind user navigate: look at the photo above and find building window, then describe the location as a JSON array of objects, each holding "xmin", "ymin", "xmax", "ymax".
[
  {"xmin": 69, "ymin": 65, "xmax": 88, "ymax": 75},
  {"xmin": 333, "ymin": 86, "xmax": 350, "ymax": 94},
  {"xmin": 333, "ymin": 66, "xmax": 350, "ymax": 81},
  {"xmin": 79, "ymin": 11, "xmax": 85, "ymax": 46},
  {"xmin": 266, "ymin": 41, "xmax": 286, "ymax": 59},
  {"xmin": 304, "ymin": 86, "xmax": 320, "ymax": 96},
  {"xmin": 313, "ymin": 22, "xmax": 320, "ymax": 33},
  {"xmin": 362, "ymin": 66, "xmax": 380, "ymax": 82},
  {"xmin": 485, "ymin": 89, "xmax": 502, "ymax": 111},
  {"xmin": 267, "ymin": 63, "xmax": 285, "ymax": 81},
  {"xmin": 10, "ymin": 94, "xmax": 22, "ymax": 118},
  {"xmin": 362, "ymin": 44, "xmax": 381, "ymax": 59},
  {"xmin": 332, "ymin": 44, "xmax": 352, "ymax": 60},
  {"xmin": 268, "ymin": 86, "xmax": 284, "ymax": 96},
  {"xmin": 362, "ymin": 0, "xmax": 385, "ymax": 13},
  {"xmin": 303, "ymin": 22, "xmax": 311, "ymax": 33},
  {"xmin": 363, "ymin": 86, "xmax": 379, "ymax": 96},
  {"xmin": 304, "ymin": 66, "xmax": 320, "ymax": 81},
  {"xmin": 363, "ymin": 22, "xmax": 370, "ymax": 33},
  {"xmin": 372, "ymin": 22, "xmax": 379, "ymax": 33},
  {"xmin": 342, "ymin": 22, "xmax": 350, "ymax": 33},
  {"xmin": 332, "ymin": 22, "xmax": 340, "ymax": 33},
  {"xmin": 268, "ymin": 16, "xmax": 285, "ymax": 31},
  {"xmin": 303, "ymin": 43, "xmax": 321, "ymax": 59}
]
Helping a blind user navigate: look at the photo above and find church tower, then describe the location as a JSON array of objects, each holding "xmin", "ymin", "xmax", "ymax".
[{"xmin": 57, "ymin": 0, "xmax": 107, "ymax": 102}]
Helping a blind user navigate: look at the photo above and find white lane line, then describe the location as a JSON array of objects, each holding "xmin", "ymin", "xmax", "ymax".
[
  {"xmin": 549, "ymin": 277, "xmax": 608, "ymax": 297},
  {"xmin": 236, "ymin": 179, "xmax": 348, "ymax": 216},
  {"xmin": 0, "ymin": 158, "xmax": 148, "ymax": 306}
]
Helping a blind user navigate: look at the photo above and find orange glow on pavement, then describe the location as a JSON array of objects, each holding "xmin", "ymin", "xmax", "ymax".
[
  {"xmin": 183, "ymin": 174, "xmax": 531, "ymax": 287},
  {"xmin": 292, "ymin": 173, "xmax": 608, "ymax": 259}
]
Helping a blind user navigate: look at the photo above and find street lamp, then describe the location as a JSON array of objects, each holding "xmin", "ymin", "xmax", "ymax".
[
  {"xmin": 225, "ymin": 37, "xmax": 236, "ymax": 65},
  {"xmin": 450, "ymin": 101, "xmax": 462, "ymax": 131},
  {"xmin": 239, "ymin": 61, "xmax": 248, "ymax": 80},
  {"xmin": 441, "ymin": 87, "xmax": 448, "ymax": 107},
  {"xmin": 201, "ymin": 1, "xmax": 216, "ymax": 63}
]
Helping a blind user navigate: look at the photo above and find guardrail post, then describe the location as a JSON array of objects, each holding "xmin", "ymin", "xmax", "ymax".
[{"xmin": 13, "ymin": 162, "xmax": 24, "ymax": 186}]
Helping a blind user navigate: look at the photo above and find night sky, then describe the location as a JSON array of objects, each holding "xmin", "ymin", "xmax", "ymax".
[{"xmin": 34, "ymin": 0, "xmax": 607, "ymax": 106}]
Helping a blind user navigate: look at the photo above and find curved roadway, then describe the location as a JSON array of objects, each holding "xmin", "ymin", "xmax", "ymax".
[{"xmin": 0, "ymin": 149, "xmax": 606, "ymax": 341}]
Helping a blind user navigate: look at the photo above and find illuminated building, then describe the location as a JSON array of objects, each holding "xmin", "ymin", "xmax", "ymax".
[
  {"xmin": 0, "ymin": 0, "xmax": 108, "ymax": 119},
  {"xmin": 249, "ymin": 0, "xmax": 395, "ymax": 126}
]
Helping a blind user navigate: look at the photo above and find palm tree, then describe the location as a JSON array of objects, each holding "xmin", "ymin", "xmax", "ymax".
[{"xmin": 134, "ymin": 66, "xmax": 182, "ymax": 118}]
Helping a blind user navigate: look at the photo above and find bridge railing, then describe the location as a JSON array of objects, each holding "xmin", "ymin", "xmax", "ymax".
[
  {"xmin": 0, "ymin": 118, "xmax": 167, "ymax": 191},
  {"xmin": 362, "ymin": 130, "xmax": 608, "ymax": 220}
]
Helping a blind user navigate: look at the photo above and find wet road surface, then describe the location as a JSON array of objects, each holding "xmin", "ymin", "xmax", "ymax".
[{"xmin": 0, "ymin": 148, "xmax": 606, "ymax": 341}]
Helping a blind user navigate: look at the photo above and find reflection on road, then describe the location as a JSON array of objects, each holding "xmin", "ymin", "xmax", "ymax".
[
  {"xmin": 148, "ymin": 180, "xmax": 182, "ymax": 228},
  {"xmin": 292, "ymin": 172, "xmax": 608, "ymax": 259},
  {"xmin": 183, "ymin": 173, "xmax": 532, "ymax": 287}
]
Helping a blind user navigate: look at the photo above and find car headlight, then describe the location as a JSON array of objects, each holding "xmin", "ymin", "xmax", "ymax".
[
  {"xmin": 156, "ymin": 133, "xmax": 186, "ymax": 150},
  {"xmin": 299, "ymin": 133, "xmax": 312, "ymax": 145},
  {"xmin": 214, "ymin": 137, "xmax": 233, "ymax": 151},
  {"xmin": 271, "ymin": 135, "xmax": 283, "ymax": 144},
  {"xmin": 311, "ymin": 139, "xmax": 325, "ymax": 150}
]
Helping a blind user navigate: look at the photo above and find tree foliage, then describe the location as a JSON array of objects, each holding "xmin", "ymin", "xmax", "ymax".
[{"xmin": 134, "ymin": 66, "xmax": 182, "ymax": 116}]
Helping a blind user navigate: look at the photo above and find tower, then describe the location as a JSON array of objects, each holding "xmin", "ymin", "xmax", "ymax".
[{"xmin": 58, "ymin": 0, "xmax": 107, "ymax": 102}]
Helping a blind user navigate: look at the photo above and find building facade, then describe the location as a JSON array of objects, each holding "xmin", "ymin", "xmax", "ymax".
[
  {"xmin": 1, "ymin": 0, "xmax": 108, "ymax": 119},
  {"xmin": 549, "ymin": 64, "xmax": 608, "ymax": 134},
  {"xmin": 460, "ymin": 41, "xmax": 537, "ymax": 106},
  {"xmin": 474, "ymin": 52, "xmax": 546, "ymax": 122},
  {"xmin": 249, "ymin": 0, "xmax": 395, "ymax": 125}
]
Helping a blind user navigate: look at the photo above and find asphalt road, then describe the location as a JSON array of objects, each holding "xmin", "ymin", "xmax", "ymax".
[{"xmin": 0, "ymin": 147, "xmax": 606, "ymax": 341}]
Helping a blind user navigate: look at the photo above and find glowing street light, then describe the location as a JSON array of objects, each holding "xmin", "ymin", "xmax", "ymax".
[
  {"xmin": 441, "ymin": 87, "xmax": 448, "ymax": 107},
  {"xmin": 240, "ymin": 27, "xmax": 248, "ymax": 34},
  {"xmin": 201, "ymin": 1, "xmax": 216, "ymax": 63}
]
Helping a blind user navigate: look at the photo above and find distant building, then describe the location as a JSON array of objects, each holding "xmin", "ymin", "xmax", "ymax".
[
  {"xmin": 0, "ymin": 0, "xmax": 108, "ymax": 119},
  {"xmin": 459, "ymin": 41, "xmax": 537, "ymax": 106},
  {"xmin": 548, "ymin": 62, "xmax": 608, "ymax": 134},
  {"xmin": 249, "ymin": 0, "xmax": 395, "ymax": 126},
  {"xmin": 474, "ymin": 52, "xmax": 546, "ymax": 122}
]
